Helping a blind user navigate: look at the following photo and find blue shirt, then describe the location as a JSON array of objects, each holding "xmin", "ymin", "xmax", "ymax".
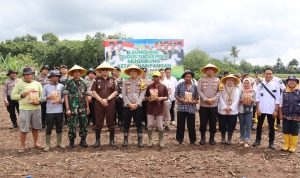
[{"xmin": 42, "ymin": 83, "xmax": 64, "ymax": 113}]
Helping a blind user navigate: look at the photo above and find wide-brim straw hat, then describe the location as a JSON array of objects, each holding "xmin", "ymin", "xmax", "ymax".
[
  {"xmin": 124, "ymin": 65, "xmax": 143, "ymax": 76},
  {"xmin": 200, "ymin": 63, "xmax": 220, "ymax": 75},
  {"xmin": 67, "ymin": 65, "xmax": 87, "ymax": 76},
  {"xmin": 95, "ymin": 61, "xmax": 114, "ymax": 72},
  {"xmin": 152, "ymin": 71, "xmax": 161, "ymax": 77},
  {"xmin": 221, "ymin": 74, "xmax": 240, "ymax": 86}
]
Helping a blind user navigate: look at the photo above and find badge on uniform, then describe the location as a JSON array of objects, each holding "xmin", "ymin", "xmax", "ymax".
[{"xmin": 272, "ymin": 90, "xmax": 277, "ymax": 92}]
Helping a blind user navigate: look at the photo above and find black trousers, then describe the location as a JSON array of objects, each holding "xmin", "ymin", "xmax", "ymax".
[
  {"xmin": 115, "ymin": 97, "xmax": 124, "ymax": 125},
  {"xmin": 142, "ymin": 101, "xmax": 148, "ymax": 125},
  {"xmin": 6, "ymin": 95, "xmax": 19, "ymax": 125},
  {"xmin": 219, "ymin": 114, "xmax": 237, "ymax": 134},
  {"xmin": 199, "ymin": 106, "xmax": 218, "ymax": 134},
  {"xmin": 41, "ymin": 102, "xmax": 47, "ymax": 127},
  {"xmin": 282, "ymin": 118, "xmax": 300, "ymax": 136},
  {"xmin": 123, "ymin": 107, "xmax": 143, "ymax": 133},
  {"xmin": 88, "ymin": 98, "xmax": 95, "ymax": 125},
  {"xmin": 46, "ymin": 113, "xmax": 63, "ymax": 135},
  {"xmin": 256, "ymin": 113, "xmax": 275, "ymax": 143},
  {"xmin": 170, "ymin": 100, "xmax": 176, "ymax": 121},
  {"xmin": 176, "ymin": 112, "xmax": 196, "ymax": 143}
]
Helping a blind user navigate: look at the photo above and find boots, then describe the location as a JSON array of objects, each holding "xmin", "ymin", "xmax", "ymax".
[
  {"xmin": 109, "ymin": 131, "xmax": 116, "ymax": 147},
  {"xmin": 69, "ymin": 138, "xmax": 76, "ymax": 149},
  {"xmin": 221, "ymin": 133, "xmax": 226, "ymax": 144},
  {"xmin": 138, "ymin": 133, "xmax": 143, "ymax": 148},
  {"xmin": 79, "ymin": 135, "xmax": 88, "ymax": 148},
  {"xmin": 122, "ymin": 133, "xmax": 128, "ymax": 147},
  {"xmin": 158, "ymin": 131, "xmax": 165, "ymax": 148},
  {"xmin": 209, "ymin": 133, "xmax": 216, "ymax": 145},
  {"xmin": 200, "ymin": 132, "xmax": 206, "ymax": 145},
  {"xmin": 57, "ymin": 133, "xmax": 65, "ymax": 149},
  {"xmin": 289, "ymin": 135, "xmax": 298, "ymax": 153},
  {"xmin": 282, "ymin": 134, "xmax": 290, "ymax": 151},
  {"xmin": 44, "ymin": 135, "xmax": 51, "ymax": 152},
  {"xmin": 227, "ymin": 133, "xmax": 232, "ymax": 145},
  {"xmin": 148, "ymin": 130, "xmax": 153, "ymax": 147},
  {"xmin": 93, "ymin": 129, "xmax": 101, "ymax": 148}
]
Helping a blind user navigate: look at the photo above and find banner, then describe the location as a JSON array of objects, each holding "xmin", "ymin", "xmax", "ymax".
[{"xmin": 103, "ymin": 39, "xmax": 184, "ymax": 78}]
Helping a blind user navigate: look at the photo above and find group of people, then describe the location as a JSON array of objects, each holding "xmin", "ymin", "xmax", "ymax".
[{"xmin": 2, "ymin": 62, "xmax": 299, "ymax": 153}]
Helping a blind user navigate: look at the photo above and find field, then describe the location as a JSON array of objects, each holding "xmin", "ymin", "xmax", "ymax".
[{"xmin": 0, "ymin": 86, "xmax": 299, "ymax": 177}]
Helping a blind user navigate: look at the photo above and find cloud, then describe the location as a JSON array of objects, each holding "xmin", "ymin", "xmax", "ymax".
[{"xmin": 0, "ymin": 0, "xmax": 299, "ymax": 65}]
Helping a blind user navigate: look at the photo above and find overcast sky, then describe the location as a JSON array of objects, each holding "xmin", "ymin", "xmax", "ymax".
[{"xmin": 0, "ymin": 0, "xmax": 299, "ymax": 65}]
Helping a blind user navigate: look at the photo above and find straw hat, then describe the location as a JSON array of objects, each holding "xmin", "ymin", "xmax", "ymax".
[
  {"xmin": 152, "ymin": 71, "xmax": 161, "ymax": 77},
  {"xmin": 200, "ymin": 63, "xmax": 220, "ymax": 74},
  {"xmin": 67, "ymin": 65, "xmax": 87, "ymax": 76},
  {"xmin": 124, "ymin": 65, "xmax": 143, "ymax": 76},
  {"xmin": 95, "ymin": 61, "xmax": 114, "ymax": 72},
  {"xmin": 221, "ymin": 74, "xmax": 240, "ymax": 86}
]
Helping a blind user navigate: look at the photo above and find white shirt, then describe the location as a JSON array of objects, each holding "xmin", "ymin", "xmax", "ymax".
[
  {"xmin": 161, "ymin": 78, "xmax": 174, "ymax": 101},
  {"xmin": 256, "ymin": 80, "xmax": 280, "ymax": 114},
  {"xmin": 218, "ymin": 87, "xmax": 240, "ymax": 115},
  {"xmin": 164, "ymin": 76, "xmax": 178, "ymax": 101}
]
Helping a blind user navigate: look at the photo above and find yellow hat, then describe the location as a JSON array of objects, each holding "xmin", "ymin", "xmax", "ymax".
[
  {"xmin": 67, "ymin": 65, "xmax": 87, "ymax": 76},
  {"xmin": 221, "ymin": 74, "xmax": 240, "ymax": 86},
  {"xmin": 124, "ymin": 65, "xmax": 144, "ymax": 76},
  {"xmin": 200, "ymin": 63, "xmax": 220, "ymax": 74},
  {"xmin": 95, "ymin": 61, "xmax": 114, "ymax": 72},
  {"xmin": 152, "ymin": 71, "xmax": 161, "ymax": 77}
]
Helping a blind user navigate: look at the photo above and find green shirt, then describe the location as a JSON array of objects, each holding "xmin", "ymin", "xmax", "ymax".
[{"xmin": 11, "ymin": 80, "xmax": 43, "ymax": 110}]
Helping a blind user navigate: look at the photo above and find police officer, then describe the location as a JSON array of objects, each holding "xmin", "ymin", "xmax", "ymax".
[
  {"xmin": 92, "ymin": 61, "xmax": 118, "ymax": 148},
  {"xmin": 122, "ymin": 65, "xmax": 146, "ymax": 147},
  {"xmin": 36, "ymin": 65, "xmax": 50, "ymax": 129},
  {"xmin": 112, "ymin": 66, "xmax": 124, "ymax": 127},
  {"xmin": 84, "ymin": 68, "xmax": 96, "ymax": 126},
  {"xmin": 197, "ymin": 63, "xmax": 220, "ymax": 145},
  {"xmin": 254, "ymin": 68, "xmax": 280, "ymax": 150}
]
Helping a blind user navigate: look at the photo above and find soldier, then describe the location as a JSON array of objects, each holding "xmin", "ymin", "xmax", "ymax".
[
  {"xmin": 64, "ymin": 65, "xmax": 90, "ymax": 149},
  {"xmin": 42, "ymin": 70, "xmax": 65, "ymax": 151},
  {"xmin": 3, "ymin": 70, "xmax": 20, "ymax": 128},
  {"xmin": 145, "ymin": 71, "xmax": 169, "ymax": 147},
  {"xmin": 280, "ymin": 76, "xmax": 300, "ymax": 153},
  {"xmin": 91, "ymin": 61, "xmax": 118, "ymax": 148},
  {"xmin": 197, "ymin": 64, "xmax": 220, "ymax": 145},
  {"xmin": 84, "ymin": 68, "xmax": 96, "ymax": 126},
  {"xmin": 11, "ymin": 67, "xmax": 43, "ymax": 153},
  {"xmin": 36, "ymin": 65, "xmax": 50, "ymax": 129},
  {"xmin": 112, "ymin": 66, "xmax": 124, "ymax": 127},
  {"xmin": 122, "ymin": 65, "xmax": 146, "ymax": 147}
]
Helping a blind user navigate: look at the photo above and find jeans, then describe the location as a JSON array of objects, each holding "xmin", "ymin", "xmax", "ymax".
[
  {"xmin": 239, "ymin": 112, "xmax": 252, "ymax": 142},
  {"xmin": 176, "ymin": 112, "xmax": 196, "ymax": 143}
]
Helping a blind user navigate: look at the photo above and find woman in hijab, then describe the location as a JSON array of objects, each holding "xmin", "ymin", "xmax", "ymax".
[
  {"xmin": 218, "ymin": 75, "xmax": 240, "ymax": 144},
  {"xmin": 238, "ymin": 78, "xmax": 256, "ymax": 147}
]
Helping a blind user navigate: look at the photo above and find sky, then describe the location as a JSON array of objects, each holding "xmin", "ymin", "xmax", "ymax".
[{"xmin": 0, "ymin": 0, "xmax": 299, "ymax": 66}]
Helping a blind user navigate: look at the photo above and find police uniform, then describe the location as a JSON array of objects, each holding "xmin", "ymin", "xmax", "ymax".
[
  {"xmin": 84, "ymin": 68, "xmax": 96, "ymax": 126},
  {"xmin": 197, "ymin": 64, "xmax": 220, "ymax": 145},
  {"xmin": 113, "ymin": 67, "xmax": 124, "ymax": 127},
  {"xmin": 254, "ymin": 79, "xmax": 280, "ymax": 149},
  {"xmin": 121, "ymin": 65, "xmax": 146, "ymax": 147}
]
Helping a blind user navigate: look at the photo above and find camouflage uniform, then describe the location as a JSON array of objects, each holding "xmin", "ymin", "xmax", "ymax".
[{"xmin": 64, "ymin": 78, "xmax": 88, "ymax": 140}]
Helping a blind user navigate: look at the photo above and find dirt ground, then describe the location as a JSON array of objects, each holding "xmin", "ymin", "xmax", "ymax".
[{"xmin": 0, "ymin": 86, "xmax": 300, "ymax": 178}]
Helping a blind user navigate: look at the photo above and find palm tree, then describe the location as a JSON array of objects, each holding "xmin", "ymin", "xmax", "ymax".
[{"xmin": 230, "ymin": 46, "xmax": 240, "ymax": 64}]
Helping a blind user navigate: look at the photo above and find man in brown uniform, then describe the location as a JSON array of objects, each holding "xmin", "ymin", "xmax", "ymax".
[
  {"xmin": 198, "ymin": 63, "xmax": 220, "ymax": 145},
  {"xmin": 122, "ymin": 65, "xmax": 146, "ymax": 147},
  {"xmin": 92, "ymin": 61, "xmax": 118, "ymax": 148}
]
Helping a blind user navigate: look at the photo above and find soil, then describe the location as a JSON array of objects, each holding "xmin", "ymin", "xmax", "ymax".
[{"xmin": 0, "ymin": 86, "xmax": 299, "ymax": 178}]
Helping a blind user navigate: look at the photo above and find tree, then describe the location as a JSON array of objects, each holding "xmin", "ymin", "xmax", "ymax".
[
  {"xmin": 239, "ymin": 60, "xmax": 253, "ymax": 73},
  {"xmin": 230, "ymin": 46, "xmax": 240, "ymax": 64},
  {"xmin": 273, "ymin": 58, "xmax": 286, "ymax": 73},
  {"xmin": 42, "ymin": 33, "xmax": 59, "ymax": 46}
]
